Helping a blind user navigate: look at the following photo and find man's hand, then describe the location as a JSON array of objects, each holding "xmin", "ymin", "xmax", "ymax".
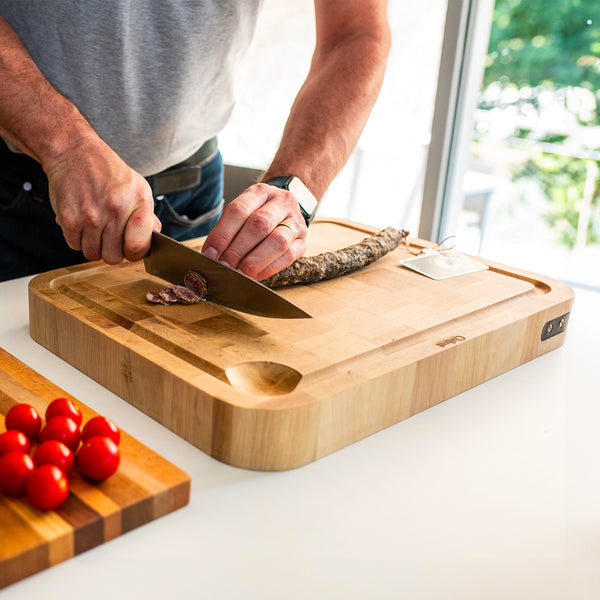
[
  {"xmin": 201, "ymin": 183, "xmax": 307, "ymax": 281},
  {"xmin": 0, "ymin": 14, "xmax": 161, "ymax": 267},
  {"xmin": 46, "ymin": 139, "xmax": 161, "ymax": 264}
]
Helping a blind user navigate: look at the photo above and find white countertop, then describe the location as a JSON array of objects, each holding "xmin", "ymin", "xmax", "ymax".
[{"xmin": 0, "ymin": 274, "xmax": 598, "ymax": 599}]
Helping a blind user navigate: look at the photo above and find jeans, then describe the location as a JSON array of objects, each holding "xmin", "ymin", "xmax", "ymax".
[
  {"xmin": 151, "ymin": 151, "xmax": 224, "ymax": 241},
  {"xmin": 0, "ymin": 140, "xmax": 224, "ymax": 281}
]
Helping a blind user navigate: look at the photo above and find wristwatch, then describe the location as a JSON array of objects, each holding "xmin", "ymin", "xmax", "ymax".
[{"xmin": 265, "ymin": 175, "xmax": 319, "ymax": 226}]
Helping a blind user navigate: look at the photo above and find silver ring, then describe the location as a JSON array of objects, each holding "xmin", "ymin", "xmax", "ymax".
[{"xmin": 277, "ymin": 221, "xmax": 297, "ymax": 240}]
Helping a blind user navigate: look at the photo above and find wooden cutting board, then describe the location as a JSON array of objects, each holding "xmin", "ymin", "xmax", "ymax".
[
  {"xmin": 28, "ymin": 219, "xmax": 574, "ymax": 471},
  {"xmin": 0, "ymin": 348, "xmax": 190, "ymax": 590}
]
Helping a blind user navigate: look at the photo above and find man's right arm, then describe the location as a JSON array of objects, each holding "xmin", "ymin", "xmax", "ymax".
[{"xmin": 0, "ymin": 14, "xmax": 159, "ymax": 265}]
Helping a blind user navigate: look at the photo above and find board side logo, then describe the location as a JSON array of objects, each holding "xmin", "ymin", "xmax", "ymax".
[{"xmin": 436, "ymin": 335, "xmax": 466, "ymax": 348}]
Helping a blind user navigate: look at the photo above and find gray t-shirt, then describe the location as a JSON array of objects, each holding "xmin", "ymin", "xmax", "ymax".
[{"xmin": 0, "ymin": 0, "xmax": 262, "ymax": 175}]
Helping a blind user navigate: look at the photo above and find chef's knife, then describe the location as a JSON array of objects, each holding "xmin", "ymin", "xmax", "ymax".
[{"xmin": 144, "ymin": 231, "xmax": 311, "ymax": 319}]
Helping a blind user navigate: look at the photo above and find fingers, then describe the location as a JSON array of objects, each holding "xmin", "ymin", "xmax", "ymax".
[
  {"xmin": 255, "ymin": 236, "xmax": 307, "ymax": 281},
  {"xmin": 123, "ymin": 206, "xmax": 160, "ymax": 262},
  {"xmin": 57, "ymin": 186, "xmax": 154, "ymax": 264},
  {"xmin": 236, "ymin": 220, "xmax": 306, "ymax": 279},
  {"xmin": 201, "ymin": 183, "xmax": 308, "ymax": 279},
  {"xmin": 201, "ymin": 184, "xmax": 273, "ymax": 261},
  {"xmin": 48, "ymin": 142, "xmax": 156, "ymax": 266},
  {"xmin": 81, "ymin": 224, "xmax": 104, "ymax": 262}
]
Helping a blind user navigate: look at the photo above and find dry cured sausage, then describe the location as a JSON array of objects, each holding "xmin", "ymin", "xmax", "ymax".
[{"xmin": 262, "ymin": 227, "xmax": 408, "ymax": 288}]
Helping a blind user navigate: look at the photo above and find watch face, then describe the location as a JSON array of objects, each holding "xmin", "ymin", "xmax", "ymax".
[{"xmin": 288, "ymin": 177, "xmax": 318, "ymax": 216}]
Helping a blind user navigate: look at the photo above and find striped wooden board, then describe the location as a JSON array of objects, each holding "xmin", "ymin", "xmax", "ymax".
[{"xmin": 0, "ymin": 347, "xmax": 190, "ymax": 590}]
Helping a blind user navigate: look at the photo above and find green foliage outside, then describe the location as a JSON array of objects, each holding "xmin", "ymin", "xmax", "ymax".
[
  {"xmin": 478, "ymin": 0, "xmax": 600, "ymax": 247},
  {"xmin": 485, "ymin": 0, "xmax": 600, "ymax": 103},
  {"xmin": 514, "ymin": 153, "xmax": 600, "ymax": 247}
]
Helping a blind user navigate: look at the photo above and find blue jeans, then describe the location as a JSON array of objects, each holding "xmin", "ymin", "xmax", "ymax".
[
  {"xmin": 0, "ymin": 141, "xmax": 224, "ymax": 281},
  {"xmin": 152, "ymin": 151, "xmax": 224, "ymax": 241}
]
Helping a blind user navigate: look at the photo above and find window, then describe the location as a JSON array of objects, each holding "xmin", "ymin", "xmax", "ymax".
[{"xmin": 424, "ymin": 0, "xmax": 600, "ymax": 290}]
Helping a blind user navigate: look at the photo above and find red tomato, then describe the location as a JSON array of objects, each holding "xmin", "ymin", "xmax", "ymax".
[
  {"xmin": 5, "ymin": 403, "xmax": 42, "ymax": 440},
  {"xmin": 81, "ymin": 416, "xmax": 121, "ymax": 446},
  {"xmin": 26, "ymin": 465, "xmax": 69, "ymax": 511},
  {"xmin": 77, "ymin": 436, "xmax": 120, "ymax": 481},
  {"xmin": 45, "ymin": 397, "xmax": 82, "ymax": 427},
  {"xmin": 33, "ymin": 440, "xmax": 75, "ymax": 477},
  {"xmin": 0, "ymin": 430, "xmax": 30, "ymax": 457},
  {"xmin": 39, "ymin": 416, "xmax": 81, "ymax": 451},
  {"xmin": 0, "ymin": 450, "xmax": 35, "ymax": 496}
]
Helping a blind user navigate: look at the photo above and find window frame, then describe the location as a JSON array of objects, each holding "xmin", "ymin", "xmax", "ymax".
[{"xmin": 418, "ymin": 0, "xmax": 495, "ymax": 243}]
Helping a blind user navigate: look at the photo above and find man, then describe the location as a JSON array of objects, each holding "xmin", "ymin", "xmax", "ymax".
[{"xmin": 0, "ymin": 1, "xmax": 390, "ymax": 282}]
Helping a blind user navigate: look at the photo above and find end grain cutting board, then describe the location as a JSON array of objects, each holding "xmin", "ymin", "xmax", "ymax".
[
  {"xmin": 0, "ymin": 348, "xmax": 190, "ymax": 590},
  {"xmin": 28, "ymin": 219, "xmax": 574, "ymax": 471}
]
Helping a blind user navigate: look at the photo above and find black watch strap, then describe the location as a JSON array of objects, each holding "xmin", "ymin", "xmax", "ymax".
[{"xmin": 264, "ymin": 176, "xmax": 290, "ymax": 188}]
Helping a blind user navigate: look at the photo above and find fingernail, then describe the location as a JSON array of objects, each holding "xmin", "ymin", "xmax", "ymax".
[{"xmin": 203, "ymin": 246, "xmax": 218, "ymax": 258}]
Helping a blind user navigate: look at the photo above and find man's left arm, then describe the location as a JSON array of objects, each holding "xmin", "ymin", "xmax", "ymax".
[{"xmin": 202, "ymin": 0, "xmax": 391, "ymax": 280}]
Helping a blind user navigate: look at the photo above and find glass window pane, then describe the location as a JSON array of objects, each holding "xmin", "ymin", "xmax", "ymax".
[{"xmin": 452, "ymin": 0, "xmax": 600, "ymax": 290}]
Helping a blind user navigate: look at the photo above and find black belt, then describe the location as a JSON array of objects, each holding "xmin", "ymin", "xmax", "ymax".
[
  {"xmin": 0, "ymin": 137, "xmax": 218, "ymax": 197},
  {"xmin": 146, "ymin": 137, "xmax": 218, "ymax": 196}
]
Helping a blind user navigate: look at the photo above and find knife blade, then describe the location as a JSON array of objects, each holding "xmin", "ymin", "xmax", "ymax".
[{"xmin": 144, "ymin": 231, "xmax": 311, "ymax": 319}]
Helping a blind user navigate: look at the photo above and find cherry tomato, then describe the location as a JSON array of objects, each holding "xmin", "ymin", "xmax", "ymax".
[
  {"xmin": 81, "ymin": 416, "xmax": 120, "ymax": 446},
  {"xmin": 26, "ymin": 465, "xmax": 69, "ymax": 511},
  {"xmin": 0, "ymin": 430, "xmax": 30, "ymax": 457},
  {"xmin": 39, "ymin": 416, "xmax": 81, "ymax": 451},
  {"xmin": 5, "ymin": 403, "xmax": 42, "ymax": 440},
  {"xmin": 0, "ymin": 450, "xmax": 34, "ymax": 496},
  {"xmin": 33, "ymin": 440, "xmax": 75, "ymax": 477},
  {"xmin": 77, "ymin": 436, "xmax": 120, "ymax": 481},
  {"xmin": 45, "ymin": 397, "xmax": 82, "ymax": 427}
]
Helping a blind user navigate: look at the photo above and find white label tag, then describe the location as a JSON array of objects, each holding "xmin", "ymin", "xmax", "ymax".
[{"xmin": 400, "ymin": 249, "xmax": 488, "ymax": 280}]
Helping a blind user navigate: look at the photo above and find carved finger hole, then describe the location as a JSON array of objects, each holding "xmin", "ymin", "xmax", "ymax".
[{"xmin": 225, "ymin": 361, "xmax": 301, "ymax": 396}]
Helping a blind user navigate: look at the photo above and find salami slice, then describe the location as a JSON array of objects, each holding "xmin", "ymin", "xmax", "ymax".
[
  {"xmin": 158, "ymin": 287, "xmax": 179, "ymax": 303},
  {"xmin": 262, "ymin": 227, "xmax": 409, "ymax": 288},
  {"xmin": 146, "ymin": 270, "xmax": 208, "ymax": 305},
  {"xmin": 173, "ymin": 284, "xmax": 201, "ymax": 304},
  {"xmin": 146, "ymin": 291, "xmax": 170, "ymax": 305},
  {"xmin": 183, "ymin": 271, "xmax": 208, "ymax": 300}
]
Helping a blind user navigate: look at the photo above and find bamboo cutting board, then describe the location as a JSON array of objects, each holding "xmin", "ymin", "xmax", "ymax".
[
  {"xmin": 28, "ymin": 219, "xmax": 574, "ymax": 471},
  {"xmin": 0, "ymin": 348, "xmax": 190, "ymax": 590}
]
